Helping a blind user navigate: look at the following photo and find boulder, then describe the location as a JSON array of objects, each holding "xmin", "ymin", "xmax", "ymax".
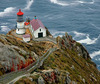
[{"xmin": 38, "ymin": 76, "xmax": 45, "ymax": 84}]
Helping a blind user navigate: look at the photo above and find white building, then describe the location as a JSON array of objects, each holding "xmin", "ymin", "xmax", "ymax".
[
  {"xmin": 23, "ymin": 34, "xmax": 30, "ymax": 42},
  {"xmin": 30, "ymin": 17, "xmax": 46, "ymax": 38},
  {"xmin": 16, "ymin": 10, "xmax": 46, "ymax": 41},
  {"xmin": 16, "ymin": 9, "xmax": 26, "ymax": 34},
  {"xmin": 24, "ymin": 22, "xmax": 30, "ymax": 29}
]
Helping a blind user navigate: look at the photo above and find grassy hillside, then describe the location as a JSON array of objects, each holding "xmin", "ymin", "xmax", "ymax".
[{"xmin": 15, "ymin": 33, "xmax": 100, "ymax": 84}]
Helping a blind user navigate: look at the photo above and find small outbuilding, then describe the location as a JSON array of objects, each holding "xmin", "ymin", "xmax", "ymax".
[
  {"xmin": 30, "ymin": 16, "xmax": 46, "ymax": 38},
  {"xmin": 23, "ymin": 34, "xmax": 30, "ymax": 42},
  {"xmin": 24, "ymin": 22, "xmax": 30, "ymax": 29}
]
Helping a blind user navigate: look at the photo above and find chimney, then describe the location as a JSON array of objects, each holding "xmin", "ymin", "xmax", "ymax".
[{"xmin": 34, "ymin": 16, "xmax": 37, "ymax": 20}]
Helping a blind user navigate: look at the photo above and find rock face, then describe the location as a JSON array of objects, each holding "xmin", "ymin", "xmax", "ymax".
[
  {"xmin": 38, "ymin": 76, "xmax": 45, "ymax": 84},
  {"xmin": 0, "ymin": 33, "xmax": 55, "ymax": 76},
  {"xmin": 45, "ymin": 27, "xmax": 52, "ymax": 37},
  {"xmin": 56, "ymin": 32, "xmax": 91, "ymax": 60},
  {"xmin": 0, "ymin": 42, "xmax": 25, "ymax": 71},
  {"xmin": 0, "ymin": 34, "xmax": 37, "ymax": 75},
  {"xmin": 76, "ymin": 43, "xmax": 90, "ymax": 59}
]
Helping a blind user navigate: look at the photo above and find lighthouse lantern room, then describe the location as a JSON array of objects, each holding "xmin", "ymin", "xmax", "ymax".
[{"xmin": 16, "ymin": 9, "xmax": 25, "ymax": 34}]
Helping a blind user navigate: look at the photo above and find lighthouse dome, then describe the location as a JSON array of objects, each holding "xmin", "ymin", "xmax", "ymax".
[{"xmin": 17, "ymin": 9, "xmax": 24, "ymax": 16}]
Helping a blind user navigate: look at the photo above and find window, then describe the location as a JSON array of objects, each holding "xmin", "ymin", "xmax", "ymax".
[{"xmin": 40, "ymin": 29, "xmax": 41, "ymax": 31}]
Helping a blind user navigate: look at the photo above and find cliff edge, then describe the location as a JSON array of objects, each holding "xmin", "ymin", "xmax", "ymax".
[{"xmin": 0, "ymin": 30, "xmax": 100, "ymax": 84}]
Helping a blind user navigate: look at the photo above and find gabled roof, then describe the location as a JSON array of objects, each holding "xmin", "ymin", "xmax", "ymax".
[
  {"xmin": 30, "ymin": 19, "xmax": 45, "ymax": 31},
  {"xmin": 23, "ymin": 34, "xmax": 30, "ymax": 38}
]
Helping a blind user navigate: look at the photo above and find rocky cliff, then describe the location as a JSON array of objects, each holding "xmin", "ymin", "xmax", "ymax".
[
  {"xmin": 0, "ymin": 34, "xmax": 54, "ymax": 75},
  {"xmin": 0, "ymin": 31, "xmax": 100, "ymax": 84}
]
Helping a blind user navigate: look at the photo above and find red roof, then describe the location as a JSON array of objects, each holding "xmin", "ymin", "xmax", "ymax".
[
  {"xmin": 30, "ymin": 19, "xmax": 45, "ymax": 31},
  {"xmin": 23, "ymin": 34, "xmax": 30, "ymax": 38},
  {"xmin": 17, "ymin": 9, "xmax": 24, "ymax": 16},
  {"xmin": 24, "ymin": 22, "xmax": 30, "ymax": 25}
]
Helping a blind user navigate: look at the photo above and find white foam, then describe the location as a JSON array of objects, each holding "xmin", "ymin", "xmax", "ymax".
[
  {"xmin": 73, "ymin": 31, "xmax": 86, "ymax": 37},
  {"xmin": 97, "ymin": 65, "xmax": 100, "ymax": 68},
  {"xmin": 90, "ymin": 50, "xmax": 100, "ymax": 58},
  {"xmin": 0, "ymin": 7, "xmax": 16, "ymax": 17},
  {"xmin": 52, "ymin": 30, "xmax": 99, "ymax": 45},
  {"xmin": 50, "ymin": 0, "xmax": 95, "ymax": 6},
  {"xmin": 24, "ymin": 0, "xmax": 34, "ymax": 10},
  {"xmin": 72, "ymin": 31, "xmax": 100, "ymax": 45},
  {"xmin": 0, "ymin": 26, "xmax": 10, "ymax": 32},
  {"xmin": 52, "ymin": 31, "xmax": 66, "ymax": 37},
  {"xmin": 77, "ymin": 34, "xmax": 100, "ymax": 45},
  {"xmin": 76, "ymin": 0, "xmax": 94, "ymax": 4},
  {"xmin": 50, "ymin": 0, "xmax": 69, "ymax": 6},
  {"xmin": 95, "ymin": 58, "xmax": 100, "ymax": 61}
]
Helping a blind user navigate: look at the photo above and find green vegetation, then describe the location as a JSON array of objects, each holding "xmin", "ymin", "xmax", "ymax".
[
  {"xmin": 0, "ymin": 31, "xmax": 100, "ymax": 84},
  {"xmin": 43, "ymin": 48, "xmax": 100, "ymax": 84}
]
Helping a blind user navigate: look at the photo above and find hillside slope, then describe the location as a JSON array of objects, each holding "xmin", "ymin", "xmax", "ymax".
[
  {"xmin": 0, "ymin": 34, "xmax": 55, "ymax": 76},
  {"xmin": 15, "ymin": 33, "xmax": 100, "ymax": 84}
]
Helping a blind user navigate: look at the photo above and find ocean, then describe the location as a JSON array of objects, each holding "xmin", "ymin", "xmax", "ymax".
[{"xmin": 0, "ymin": 0, "xmax": 100, "ymax": 70}]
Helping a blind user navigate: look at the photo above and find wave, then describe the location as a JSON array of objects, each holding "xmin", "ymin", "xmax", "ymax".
[
  {"xmin": 52, "ymin": 31, "xmax": 66, "ymax": 37},
  {"xmin": 24, "ymin": 0, "xmax": 34, "ymax": 10},
  {"xmin": 52, "ymin": 31, "xmax": 85, "ymax": 37},
  {"xmin": 77, "ymin": 34, "xmax": 100, "ymax": 45},
  {"xmin": 88, "ymin": 7, "xmax": 93, "ymax": 10},
  {"xmin": 90, "ymin": 50, "xmax": 100, "ymax": 58},
  {"xmin": 90, "ymin": 23, "xmax": 100, "ymax": 30},
  {"xmin": 72, "ymin": 31, "xmax": 87, "ymax": 40},
  {"xmin": 44, "ymin": 14, "xmax": 64, "ymax": 20},
  {"xmin": 50, "ymin": 0, "xmax": 69, "ymax": 6},
  {"xmin": 50, "ymin": 0, "xmax": 95, "ymax": 6},
  {"xmin": 52, "ymin": 30, "xmax": 99, "ymax": 45},
  {"xmin": 97, "ymin": 65, "xmax": 100, "ymax": 69},
  {"xmin": 0, "ymin": 26, "xmax": 10, "ymax": 32},
  {"xmin": 0, "ymin": 7, "xmax": 16, "ymax": 17},
  {"xmin": 76, "ymin": 0, "xmax": 95, "ymax": 4},
  {"xmin": 72, "ymin": 31, "xmax": 86, "ymax": 37},
  {"xmin": 72, "ymin": 31, "xmax": 100, "ymax": 45}
]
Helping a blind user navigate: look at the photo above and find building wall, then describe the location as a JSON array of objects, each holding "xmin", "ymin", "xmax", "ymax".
[
  {"xmin": 16, "ymin": 28, "xmax": 26, "ymax": 34},
  {"xmin": 17, "ymin": 22, "xmax": 24, "ymax": 28},
  {"xmin": 29, "ymin": 25, "xmax": 34, "ymax": 38},
  {"xmin": 25, "ymin": 25, "xmax": 30, "ymax": 29},
  {"xmin": 33, "ymin": 27, "xmax": 46, "ymax": 38},
  {"xmin": 23, "ymin": 37, "xmax": 30, "ymax": 42}
]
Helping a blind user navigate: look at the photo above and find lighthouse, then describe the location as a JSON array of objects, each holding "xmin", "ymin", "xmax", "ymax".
[{"xmin": 16, "ymin": 9, "xmax": 25, "ymax": 34}]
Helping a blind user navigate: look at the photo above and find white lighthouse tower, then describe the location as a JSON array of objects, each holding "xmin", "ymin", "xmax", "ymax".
[{"xmin": 16, "ymin": 9, "xmax": 25, "ymax": 34}]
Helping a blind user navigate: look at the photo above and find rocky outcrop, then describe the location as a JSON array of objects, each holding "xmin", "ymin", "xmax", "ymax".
[
  {"xmin": 0, "ymin": 33, "xmax": 56, "ymax": 76},
  {"xmin": 0, "ymin": 42, "xmax": 25, "ymax": 71},
  {"xmin": 0, "ymin": 40, "xmax": 37, "ymax": 74},
  {"xmin": 56, "ymin": 32, "xmax": 91, "ymax": 60},
  {"xmin": 0, "ymin": 34, "xmax": 38, "ymax": 75},
  {"xmin": 38, "ymin": 76, "xmax": 45, "ymax": 84},
  {"xmin": 45, "ymin": 27, "xmax": 52, "ymax": 37},
  {"xmin": 56, "ymin": 32, "xmax": 76, "ymax": 49},
  {"xmin": 76, "ymin": 42, "xmax": 91, "ymax": 59},
  {"xmin": 65, "ymin": 73, "xmax": 77, "ymax": 84}
]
